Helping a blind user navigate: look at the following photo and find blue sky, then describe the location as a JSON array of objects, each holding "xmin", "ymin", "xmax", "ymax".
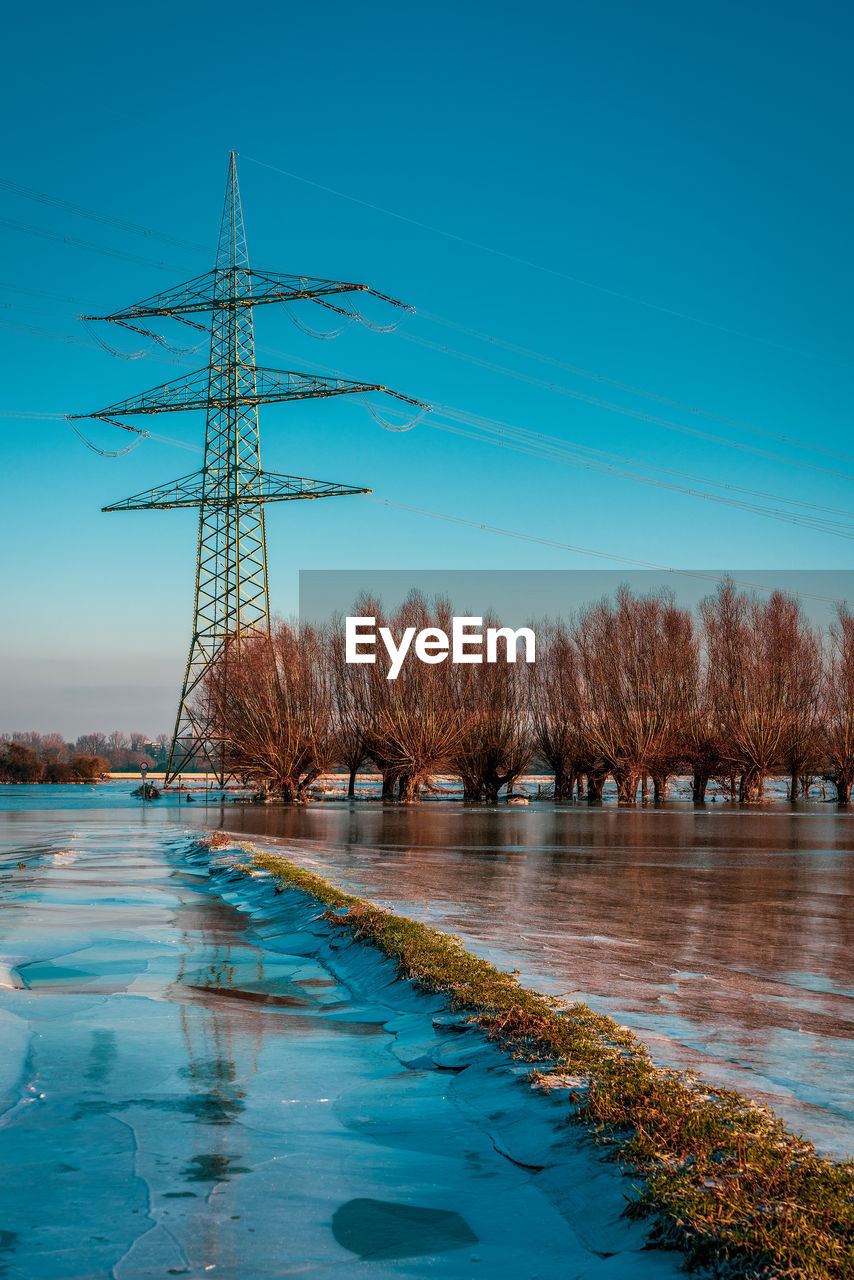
[{"xmin": 1, "ymin": 0, "xmax": 852, "ymax": 735}]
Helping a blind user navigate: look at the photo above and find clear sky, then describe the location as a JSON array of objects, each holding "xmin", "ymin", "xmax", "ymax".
[{"xmin": 1, "ymin": 0, "xmax": 852, "ymax": 736}]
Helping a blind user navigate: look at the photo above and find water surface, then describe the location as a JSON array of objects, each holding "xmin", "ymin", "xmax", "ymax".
[
  {"xmin": 3, "ymin": 795, "xmax": 650, "ymax": 1278},
  {"xmin": 203, "ymin": 796, "xmax": 854, "ymax": 1158}
]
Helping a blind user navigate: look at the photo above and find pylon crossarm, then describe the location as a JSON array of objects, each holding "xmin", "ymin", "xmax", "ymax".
[
  {"xmin": 102, "ymin": 469, "xmax": 370, "ymax": 512},
  {"xmin": 73, "ymin": 367, "xmax": 427, "ymax": 421},
  {"xmin": 102, "ymin": 472, "xmax": 205, "ymax": 511},
  {"xmin": 82, "ymin": 272, "xmax": 218, "ymax": 322},
  {"xmin": 247, "ymin": 271, "xmax": 413, "ymax": 312},
  {"xmin": 82, "ymin": 269, "xmax": 412, "ymax": 324},
  {"xmin": 257, "ymin": 471, "xmax": 371, "ymax": 502}
]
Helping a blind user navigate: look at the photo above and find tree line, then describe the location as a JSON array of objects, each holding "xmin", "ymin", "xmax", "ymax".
[
  {"xmin": 201, "ymin": 580, "xmax": 854, "ymax": 806},
  {"xmin": 0, "ymin": 730, "xmax": 169, "ymax": 784}
]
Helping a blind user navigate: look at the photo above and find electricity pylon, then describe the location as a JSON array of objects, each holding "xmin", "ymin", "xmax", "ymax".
[{"xmin": 70, "ymin": 153, "xmax": 424, "ymax": 785}]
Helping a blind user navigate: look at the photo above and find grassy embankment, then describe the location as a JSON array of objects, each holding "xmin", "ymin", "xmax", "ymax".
[{"xmin": 222, "ymin": 841, "xmax": 853, "ymax": 1279}]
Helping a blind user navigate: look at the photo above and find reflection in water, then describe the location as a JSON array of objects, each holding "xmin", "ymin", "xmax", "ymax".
[
  {"xmin": 84, "ymin": 1029, "xmax": 117, "ymax": 1084},
  {"xmin": 1, "ymin": 802, "xmax": 665, "ymax": 1279},
  {"xmin": 182, "ymin": 1152, "xmax": 252, "ymax": 1183},
  {"xmin": 201, "ymin": 800, "xmax": 854, "ymax": 1154},
  {"xmin": 332, "ymin": 1199, "xmax": 478, "ymax": 1260}
]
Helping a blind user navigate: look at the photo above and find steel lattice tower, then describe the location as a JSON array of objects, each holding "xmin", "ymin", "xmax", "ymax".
[{"xmin": 71, "ymin": 153, "xmax": 422, "ymax": 785}]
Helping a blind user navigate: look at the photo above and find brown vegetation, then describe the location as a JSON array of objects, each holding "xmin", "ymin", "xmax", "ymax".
[
  {"xmin": 0, "ymin": 740, "xmax": 111, "ymax": 784},
  {"xmin": 204, "ymin": 623, "xmax": 333, "ymax": 802},
  {"xmin": 199, "ymin": 581, "xmax": 854, "ymax": 805}
]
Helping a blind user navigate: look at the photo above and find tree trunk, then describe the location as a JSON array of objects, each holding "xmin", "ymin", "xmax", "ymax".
[
  {"xmin": 613, "ymin": 768, "xmax": 639, "ymax": 805},
  {"xmin": 738, "ymin": 769, "xmax": 763, "ymax": 803},
  {"xmin": 652, "ymin": 773, "xmax": 667, "ymax": 803},
  {"xmin": 585, "ymin": 769, "xmax": 607, "ymax": 804},
  {"xmin": 347, "ymin": 763, "xmax": 358, "ymax": 798},
  {"xmin": 381, "ymin": 768, "xmax": 399, "ymax": 801},
  {"xmin": 553, "ymin": 764, "xmax": 575, "ymax": 802},
  {"xmin": 641, "ymin": 774, "xmax": 649, "ymax": 803},
  {"xmin": 789, "ymin": 765, "xmax": 799, "ymax": 802},
  {"xmin": 834, "ymin": 772, "xmax": 853, "ymax": 805},
  {"xmin": 398, "ymin": 771, "xmax": 420, "ymax": 803},
  {"xmin": 483, "ymin": 767, "xmax": 511, "ymax": 804},
  {"xmin": 692, "ymin": 771, "xmax": 710, "ymax": 804},
  {"xmin": 460, "ymin": 770, "xmax": 481, "ymax": 802},
  {"xmin": 280, "ymin": 778, "xmax": 305, "ymax": 804}
]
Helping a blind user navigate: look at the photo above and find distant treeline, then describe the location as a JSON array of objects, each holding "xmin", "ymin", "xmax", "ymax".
[
  {"xmin": 0, "ymin": 731, "xmax": 171, "ymax": 784},
  {"xmin": 200, "ymin": 580, "xmax": 854, "ymax": 805}
]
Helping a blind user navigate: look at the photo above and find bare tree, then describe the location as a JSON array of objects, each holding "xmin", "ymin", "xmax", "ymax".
[
  {"xmin": 778, "ymin": 605, "xmax": 823, "ymax": 800},
  {"xmin": 823, "ymin": 605, "xmax": 854, "ymax": 804},
  {"xmin": 529, "ymin": 622, "xmax": 587, "ymax": 800},
  {"xmin": 682, "ymin": 652, "xmax": 725, "ymax": 803},
  {"xmin": 203, "ymin": 622, "xmax": 333, "ymax": 801},
  {"xmin": 574, "ymin": 588, "xmax": 693, "ymax": 804},
  {"xmin": 328, "ymin": 615, "xmax": 370, "ymax": 797},
  {"xmin": 450, "ymin": 620, "xmax": 532, "ymax": 803},
  {"xmin": 702, "ymin": 581, "xmax": 813, "ymax": 801},
  {"xmin": 350, "ymin": 593, "xmax": 469, "ymax": 802},
  {"xmin": 108, "ymin": 731, "xmax": 130, "ymax": 756}
]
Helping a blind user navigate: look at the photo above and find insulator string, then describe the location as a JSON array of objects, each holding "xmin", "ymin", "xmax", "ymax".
[{"xmin": 114, "ymin": 319, "xmax": 208, "ymax": 356}]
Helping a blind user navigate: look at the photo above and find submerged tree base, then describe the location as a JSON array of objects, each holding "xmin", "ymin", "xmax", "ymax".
[{"xmin": 236, "ymin": 846, "xmax": 854, "ymax": 1280}]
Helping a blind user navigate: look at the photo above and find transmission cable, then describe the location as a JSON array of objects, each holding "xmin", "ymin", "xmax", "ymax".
[
  {"xmin": 430, "ymin": 404, "xmax": 854, "ymax": 528},
  {"xmin": 399, "ymin": 330, "xmax": 853, "ymax": 480},
  {"xmin": 0, "ymin": 214, "xmax": 181, "ymax": 272},
  {"xmin": 0, "ymin": 177, "xmax": 212, "ymax": 255},
  {"xmin": 364, "ymin": 497, "xmax": 853, "ymax": 606},
  {"xmin": 68, "ymin": 422, "xmax": 146, "ymax": 457},
  {"xmin": 428, "ymin": 415, "xmax": 854, "ymax": 539},
  {"xmin": 417, "ymin": 310, "xmax": 854, "ymax": 466},
  {"xmin": 244, "ymin": 154, "xmax": 851, "ymax": 371}
]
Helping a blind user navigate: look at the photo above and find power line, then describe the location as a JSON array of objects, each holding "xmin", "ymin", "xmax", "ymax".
[
  {"xmin": 248, "ymin": 338, "xmax": 853, "ymax": 537},
  {"xmin": 4, "ymin": 181, "xmax": 846, "ymax": 471},
  {"xmin": 0, "ymin": 214, "xmax": 182, "ymax": 271},
  {"xmin": 6, "ymin": 173, "xmax": 849, "ymax": 549},
  {"xmin": 0, "ymin": 280, "xmax": 91, "ymax": 305},
  {"xmin": 364, "ymin": 497, "xmax": 853, "ymax": 606},
  {"xmin": 430, "ymin": 403, "xmax": 854, "ymax": 526},
  {"xmin": 418, "ymin": 310, "xmax": 854, "ymax": 466},
  {"xmin": 244, "ymin": 154, "xmax": 852, "ymax": 371},
  {"xmin": 0, "ymin": 176, "xmax": 211, "ymax": 256},
  {"xmin": 428, "ymin": 413, "xmax": 854, "ymax": 540},
  {"xmin": 400, "ymin": 330, "xmax": 854, "ymax": 481},
  {"xmin": 17, "ymin": 300, "xmax": 841, "ymax": 540},
  {"xmin": 0, "ymin": 315, "xmax": 191, "ymax": 367}
]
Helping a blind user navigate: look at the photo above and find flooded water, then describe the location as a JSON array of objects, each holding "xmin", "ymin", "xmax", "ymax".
[
  {"xmin": 192, "ymin": 795, "xmax": 854, "ymax": 1160},
  {"xmin": 0, "ymin": 790, "xmax": 688, "ymax": 1280},
  {"xmin": 2, "ymin": 785, "xmax": 854, "ymax": 1171}
]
